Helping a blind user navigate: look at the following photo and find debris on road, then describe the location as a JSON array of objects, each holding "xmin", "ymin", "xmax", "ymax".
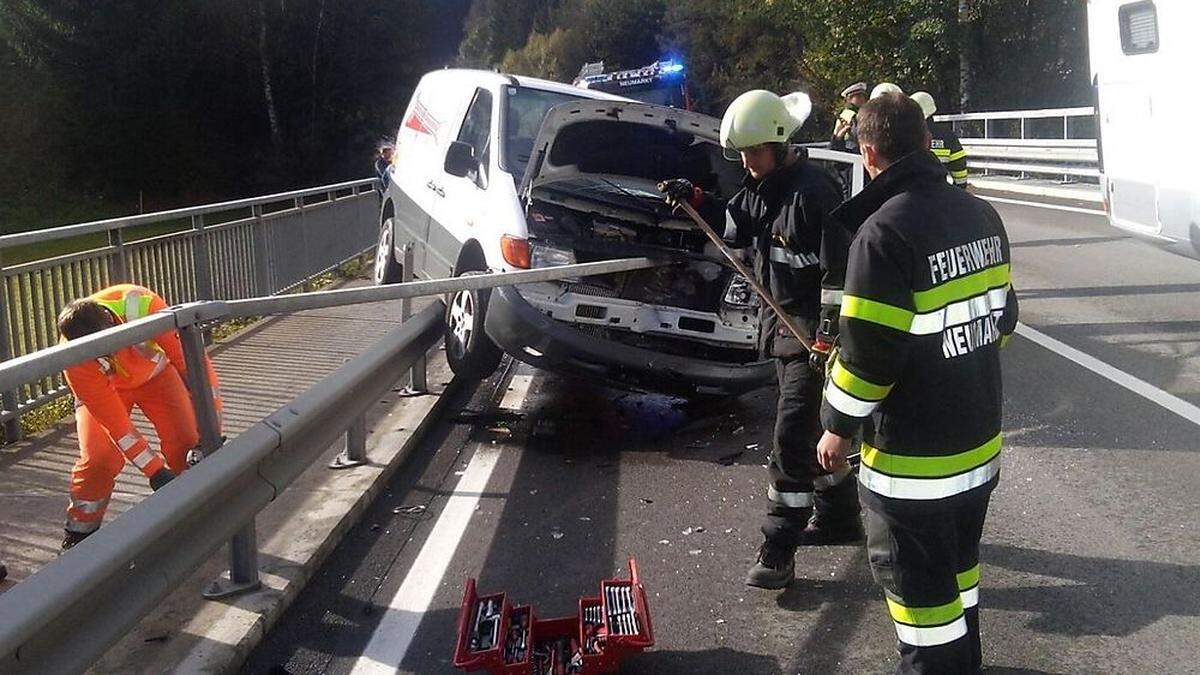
[{"xmin": 393, "ymin": 504, "xmax": 427, "ymax": 515}]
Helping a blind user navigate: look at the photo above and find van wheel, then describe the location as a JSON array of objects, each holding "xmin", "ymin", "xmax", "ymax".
[
  {"xmin": 445, "ymin": 268, "xmax": 503, "ymax": 380},
  {"xmin": 374, "ymin": 217, "xmax": 403, "ymax": 285}
]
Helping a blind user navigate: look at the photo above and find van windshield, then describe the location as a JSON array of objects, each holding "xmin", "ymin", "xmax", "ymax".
[{"xmin": 503, "ymin": 86, "xmax": 587, "ymax": 178}]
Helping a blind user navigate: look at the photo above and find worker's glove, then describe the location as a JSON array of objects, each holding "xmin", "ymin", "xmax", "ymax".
[
  {"xmin": 148, "ymin": 467, "xmax": 177, "ymax": 492},
  {"xmin": 657, "ymin": 179, "xmax": 701, "ymax": 210},
  {"xmin": 809, "ymin": 338, "xmax": 835, "ymax": 375}
]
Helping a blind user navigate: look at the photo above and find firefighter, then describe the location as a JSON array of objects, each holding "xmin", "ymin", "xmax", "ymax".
[
  {"xmin": 660, "ymin": 90, "xmax": 862, "ymax": 590},
  {"xmin": 912, "ymin": 91, "xmax": 969, "ymax": 189},
  {"xmin": 816, "ymin": 93, "xmax": 1018, "ymax": 674},
  {"xmin": 57, "ymin": 284, "xmax": 223, "ymax": 551},
  {"xmin": 831, "ymin": 81, "xmax": 867, "ymax": 154}
]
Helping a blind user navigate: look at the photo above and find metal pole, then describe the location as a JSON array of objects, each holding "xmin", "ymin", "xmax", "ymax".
[
  {"xmin": 328, "ymin": 413, "xmax": 368, "ymax": 469},
  {"xmin": 1019, "ymin": 118, "xmax": 1027, "ymax": 180},
  {"xmin": 181, "ymin": 322, "xmax": 261, "ymax": 599},
  {"xmin": 0, "ymin": 251, "xmax": 23, "ymax": 443},
  {"xmin": 191, "ymin": 214, "xmax": 215, "ymax": 301},
  {"xmin": 398, "ymin": 243, "xmax": 428, "ymax": 395},
  {"xmin": 251, "ymin": 204, "xmax": 272, "ymax": 296},
  {"xmin": 108, "ymin": 229, "xmax": 128, "ymax": 283}
]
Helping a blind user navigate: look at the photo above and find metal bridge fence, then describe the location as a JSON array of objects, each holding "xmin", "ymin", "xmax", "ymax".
[
  {"xmin": 0, "ymin": 257, "xmax": 664, "ymax": 674},
  {"xmin": 0, "ymin": 178, "xmax": 381, "ymax": 440},
  {"xmin": 933, "ymin": 106, "xmax": 1099, "ymax": 184}
]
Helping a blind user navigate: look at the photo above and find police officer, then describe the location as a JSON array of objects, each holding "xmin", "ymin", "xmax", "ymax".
[
  {"xmin": 831, "ymin": 81, "xmax": 868, "ymax": 154},
  {"xmin": 913, "ymin": 91, "xmax": 969, "ymax": 189},
  {"xmin": 816, "ymin": 93, "xmax": 1018, "ymax": 674},
  {"xmin": 661, "ymin": 90, "xmax": 862, "ymax": 590}
]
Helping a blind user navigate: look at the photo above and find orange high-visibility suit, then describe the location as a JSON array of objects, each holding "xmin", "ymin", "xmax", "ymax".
[{"xmin": 62, "ymin": 284, "xmax": 223, "ymax": 535}]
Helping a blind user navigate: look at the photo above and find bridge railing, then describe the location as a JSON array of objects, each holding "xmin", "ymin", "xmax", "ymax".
[
  {"xmin": 933, "ymin": 107, "xmax": 1099, "ymax": 185},
  {"xmin": 0, "ymin": 257, "xmax": 665, "ymax": 675},
  {"xmin": 0, "ymin": 179, "xmax": 381, "ymax": 440}
]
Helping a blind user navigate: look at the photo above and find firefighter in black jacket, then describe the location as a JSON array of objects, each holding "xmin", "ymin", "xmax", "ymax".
[
  {"xmin": 816, "ymin": 93, "xmax": 1018, "ymax": 674},
  {"xmin": 913, "ymin": 91, "xmax": 969, "ymax": 189},
  {"xmin": 661, "ymin": 90, "xmax": 862, "ymax": 590}
]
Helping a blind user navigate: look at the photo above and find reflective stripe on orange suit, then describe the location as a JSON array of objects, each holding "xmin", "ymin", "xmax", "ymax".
[{"xmin": 63, "ymin": 285, "xmax": 222, "ymax": 532}]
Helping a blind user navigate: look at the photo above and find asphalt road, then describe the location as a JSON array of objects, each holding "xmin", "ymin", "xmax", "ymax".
[{"xmin": 243, "ymin": 197, "xmax": 1200, "ymax": 675}]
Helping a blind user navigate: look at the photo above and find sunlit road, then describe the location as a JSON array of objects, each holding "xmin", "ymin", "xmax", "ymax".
[{"xmin": 244, "ymin": 196, "xmax": 1200, "ymax": 675}]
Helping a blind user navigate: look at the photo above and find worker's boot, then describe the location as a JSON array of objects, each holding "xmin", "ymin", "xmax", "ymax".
[
  {"xmin": 60, "ymin": 529, "xmax": 93, "ymax": 553},
  {"xmin": 745, "ymin": 540, "xmax": 796, "ymax": 589},
  {"xmin": 798, "ymin": 477, "xmax": 864, "ymax": 546},
  {"xmin": 148, "ymin": 467, "xmax": 177, "ymax": 491}
]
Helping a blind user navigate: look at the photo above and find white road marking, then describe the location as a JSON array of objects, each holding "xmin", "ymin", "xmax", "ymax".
[
  {"xmin": 1016, "ymin": 323, "xmax": 1200, "ymax": 427},
  {"xmin": 980, "ymin": 194, "xmax": 1107, "ymax": 217},
  {"xmin": 349, "ymin": 370, "xmax": 535, "ymax": 674}
]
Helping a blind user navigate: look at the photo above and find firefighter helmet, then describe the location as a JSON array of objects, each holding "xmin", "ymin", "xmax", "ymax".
[
  {"xmin": 912, "ymin": 91, "xmax": 937, "ymax": 119},
  {"xmin": 870, "ymin": 82, "xmax": 903, "ymax": 99},
  {"xmin": 720, "ymin": 90, "xmax": 801, "ymax": 157}
]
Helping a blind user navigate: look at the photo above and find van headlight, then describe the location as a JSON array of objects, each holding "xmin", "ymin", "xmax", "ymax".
[
  {"xmin": 722, "ymin": 274, "xmax": 760, "ymax": 308},
  {"xmin": 531, "ymin": 244, "xmax": 576, "ymax": 269}
]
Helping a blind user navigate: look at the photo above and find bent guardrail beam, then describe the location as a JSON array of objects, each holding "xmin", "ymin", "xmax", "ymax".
[{"xmin": 0, "ymin": 257, "xmax": 670, "ymax": 674}]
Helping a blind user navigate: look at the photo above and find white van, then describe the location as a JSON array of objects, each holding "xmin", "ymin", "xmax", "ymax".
[
  {"xmin": 375, "ymin": 69, "xmax": 777, "ymax": 396},
  {"xmin": 1088, "ymin": 0, "xmax": 1200, "ymax": 257}
]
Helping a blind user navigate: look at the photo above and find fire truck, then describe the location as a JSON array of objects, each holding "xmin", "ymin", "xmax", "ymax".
[{"xmin": 572, "ymin": 59, "xmax": 692, "ymax": 110}]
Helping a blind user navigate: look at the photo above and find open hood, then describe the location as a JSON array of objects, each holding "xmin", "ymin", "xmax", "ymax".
[{"xmin": 519, "ymin": 101, "xmax": 742, "ymax": 208}]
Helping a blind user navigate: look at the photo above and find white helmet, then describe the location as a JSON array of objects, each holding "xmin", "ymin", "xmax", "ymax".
[
  {"xmin": 911, "ymin": 91, "xmax": 937, "ymax": 119},
  {"xmin": 781, "ymin": 91, "xmax": 813, "ymax": 130},
  {"xmin": 720, "ymin": 90, "xmax": 801, "ymax": 157},
  {"xmin": 870, "ymin": 82, "xmax": 903, "ymax": 99}
]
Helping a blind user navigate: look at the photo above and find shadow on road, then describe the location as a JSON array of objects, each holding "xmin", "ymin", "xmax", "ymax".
[
  {"xmin": 983, "ymin": 543, "xmax": 1200, "ymax": 637},
  {"xmin": 627, "ymin": 646, "xmax": 783, "ymax": 674}
]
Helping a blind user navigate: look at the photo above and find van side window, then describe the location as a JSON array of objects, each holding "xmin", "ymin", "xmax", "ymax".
[
  {"xmin": 1119, "ymin": 1, "xmax": 1158, "ymax": 55},
  {"xmin": 455, "ymin": 88, "xmax": 493, "ymax": 185}
]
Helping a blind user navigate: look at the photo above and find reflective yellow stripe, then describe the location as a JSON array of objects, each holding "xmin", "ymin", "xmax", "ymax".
[
  {"xmin": 912, "ymin": 264, "xmax": 1010, "ymax": 313},
  {"xmin": 931, "ymin": 148, "xmax": 951, "ymax": 158},
  {"xmin": 842, "ymin": 295, "xmax": 914, "ymax": 332},
  {"xmin": 957, "ymin": 564, "xmax": 980, "ymax": 591},
  {"xmin": 830, "ymin": 360, "xmax": 891, "ymax": 401},
  {"xmin": 886, "ymin": 596, "xmax": 963, "ymax": 627},
  {"xmin": 861, "ymin": 434, "xmax": 1002, "ymax": 479},
  {"xmin": 947, "ymin": 150, "xmax": 967, "ymax": 162}
]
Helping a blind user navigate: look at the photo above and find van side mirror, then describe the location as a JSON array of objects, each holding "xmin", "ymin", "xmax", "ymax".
[{"xmin": 445, "ymin": 141, "xmax": 477, "ymax": 178}]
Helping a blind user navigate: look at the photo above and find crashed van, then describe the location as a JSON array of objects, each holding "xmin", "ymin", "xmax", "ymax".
[{"xmin": 376, "ymin": 69, "xmax": 773, "ymax": 397}]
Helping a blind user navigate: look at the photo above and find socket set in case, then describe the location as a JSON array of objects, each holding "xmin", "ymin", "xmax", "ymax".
[{"xmin": 453, "ymin": 559, "xmax": 654, "ymax": 674}]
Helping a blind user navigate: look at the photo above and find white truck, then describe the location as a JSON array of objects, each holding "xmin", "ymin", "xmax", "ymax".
[{"xmin": 1088, "ymin": 0, "xmax": 1200, "ymax": 257}]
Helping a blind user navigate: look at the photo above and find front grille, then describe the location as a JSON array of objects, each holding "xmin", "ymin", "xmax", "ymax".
[
  {"xmin": 677, "ymin": 317, "xmax": 715, "ymax": 334},
  {"xmin": 575, "ymin": 304, "xmax": 607, "ymax": 319},
  {"xmin": 570, "ymin": 283, "xmax": 620, "ymax": 298}
]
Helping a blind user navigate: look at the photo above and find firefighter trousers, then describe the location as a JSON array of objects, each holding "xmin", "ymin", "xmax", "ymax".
[
  {"xmin": 866, "ymin": 493, "xmax": 991, "ymax": 675},
  {"xmin": 67, "ymin": 367, "xmax": 199, "ymax": 533},
  {"xmin": 762, "ymin": 356, "xmax": 859, "ymax": 547}
]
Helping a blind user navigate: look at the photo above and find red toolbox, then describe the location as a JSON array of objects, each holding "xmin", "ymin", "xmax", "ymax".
[{"xmin": 453, "ymin": 558, "xmax": 654, "ymax": 674}]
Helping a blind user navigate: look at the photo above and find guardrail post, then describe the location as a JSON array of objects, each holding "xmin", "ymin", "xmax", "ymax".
[
  {"xmin": 180, "ymin": 320, "xmax": 262, "ymax": 599},
  {"xmin": 191, "ymin": 214, "xmax": 215, "ymax": 301},
  {"xmin": 0, "ymin": 252, "xmax": 22, "ymax": 443},
  {"xmin": 398, "ymin": 243, "xmax": 428, "ymax": 396},
  {"xmin": 108, "ymin": 228, "xmax": 128, "ymax": 283},
  {"xmin": 328, "ymin": 413, "xmax": 368, "ymax": 469},
  {"xmin": 251, "ymin": 204, "xmax": 272, "ymax": 296}
]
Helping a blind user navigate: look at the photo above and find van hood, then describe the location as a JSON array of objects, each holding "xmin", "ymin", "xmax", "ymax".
[{"xmin": 519, "ymin": 101, "xmax": 728, "ymax": 208}]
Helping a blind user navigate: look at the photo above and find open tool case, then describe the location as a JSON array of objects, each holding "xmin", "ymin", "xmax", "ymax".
[{"xmin": 453, "ymin": 558, "xmax": 654, "ymax": 674}]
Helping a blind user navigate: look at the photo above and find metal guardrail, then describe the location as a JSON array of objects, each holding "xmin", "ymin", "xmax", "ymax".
[
  {"xmin": 0, "ymin": 178, "xmax": 381, "ymax": 440},
  {"xmin": 0, "ymin": 256, "xmax": 664, "ymax": 674},
  {"xmin": 933, "ymin": 107, "xmax": 1098, "ymax": 184}
]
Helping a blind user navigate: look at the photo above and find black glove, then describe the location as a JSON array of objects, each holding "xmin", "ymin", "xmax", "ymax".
[
  {"xmin": 657, "ymin": 178, "xmax": 697, "ymax": 208},
  {"xmin": 149, "ymin": 467, "xmax": 176, "ymax": 491}
]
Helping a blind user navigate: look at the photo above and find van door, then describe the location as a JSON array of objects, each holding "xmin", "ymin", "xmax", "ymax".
[
  {"xmin": 427, "ymin": 87, "xmax": 495, "ymax": 278},
  {"xmin": 391, "ymin": 88, "xmax": 443, "ymax": 276}
]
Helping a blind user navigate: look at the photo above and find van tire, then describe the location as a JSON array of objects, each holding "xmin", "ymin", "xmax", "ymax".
[
  {"xmin": 445, "ymin": 264, "xmax": 504, "ymax": 381},
  {"xmin": 374, "ymin": 217, "xmax": 403, "ymax": 285}
]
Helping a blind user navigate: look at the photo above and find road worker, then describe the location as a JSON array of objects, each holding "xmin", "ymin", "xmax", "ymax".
[
  {"xmin": 912, "ymin": 91, "xmax": 969, "ymax": 189},
  {"xmin": 660, "ymin": 89, "xmax": 862, "ymax": 590},
  {"xmin": 57, "ymin": 284, "xmax": 223, "ymax": 551},
  {"xmin": 816, "ymin": 93, "xmax": 1018, "ymax": 674}
]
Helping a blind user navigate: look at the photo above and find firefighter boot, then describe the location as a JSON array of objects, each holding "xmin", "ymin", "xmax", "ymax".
[
  {"xmin": 798, "ymin": 476, "xmax": 864, "ymax": 546},
  {"xmin": 61, "ymin": 528, "xmax": 93, "ymax": 552},
  {"xmin": 149, "ymin": 467, "xmax": 177, "ymax": 491},
  {"xmin": 745, "ymin": 540, "xmax": 796, "ymax": 589}
]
